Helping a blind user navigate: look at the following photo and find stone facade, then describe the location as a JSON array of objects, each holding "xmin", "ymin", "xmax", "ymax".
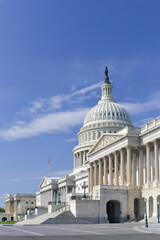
[
  {"xmin": 9, "ymin": 68, "xmax": 160, "ymax": 224},
  {"xmin": 5, "ymin": 194, "xmax": 36, "ymax": 221},
  {"xmin": 86, "ymin": 120, "xmax": 160, "ymax": 222},
  {"xmin": 34, "ymin": 69, "xmax": 160, "ymax": 223},
  {"xmin": 0, "ymin": 213, "xmax": 10, "ymax": 222}
]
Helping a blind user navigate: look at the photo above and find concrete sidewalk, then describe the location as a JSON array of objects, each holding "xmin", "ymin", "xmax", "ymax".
[{"xmin": 133, "ymin": 223, "xmax": 160, "ymax": 234}]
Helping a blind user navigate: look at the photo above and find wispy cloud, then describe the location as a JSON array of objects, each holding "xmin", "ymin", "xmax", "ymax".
[
  {"xmin": 52, "ymin": 169, "xmax": 72, "ymax": 176},
  {"xmin": 72, "ymin": 82, "xmax": 102, "ymax": 95},
  {"xmin": 0, "ymin": 108, "xmax": 90, "ymax": 141},
  {"xmin": 0, "ymin": 170, "xmax": 72, "ymax": 184},
  {"xmin": 65, "ymin": 138, "xmax": 77, "ymax": 142},
  {"xmin": 20, "ymin": 82, "xmax": 101, "ymax": 116},
  {"xmin": 1, "ymin": 69, "xmax": 160, "ymax": 142},
  {"xmin": 0, "ymin": 82, "xmax": 101, "ymax": 141},
  {"xmin": 1, "ymin": 177, "xmax": 42, "ymax": 183},
  {"xmin": 120, "ymin": 90, "xmax": 160, "ymax": 115},
  {"xmin": 133, "ymin": 117, "xmax": 154, "ymax": 127}
]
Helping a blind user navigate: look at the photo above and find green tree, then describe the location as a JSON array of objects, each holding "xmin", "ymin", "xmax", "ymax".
[{"xmin": 0, "ymin": 207, "xmax": 5, "ymax": 213}]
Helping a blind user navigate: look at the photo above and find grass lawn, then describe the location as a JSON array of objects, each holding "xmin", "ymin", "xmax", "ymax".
[{"xmin": 0, "ymin": 221, "xmax": 16, "ymax": 224}]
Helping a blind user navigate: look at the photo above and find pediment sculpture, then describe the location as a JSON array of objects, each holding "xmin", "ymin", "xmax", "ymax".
[{"xmin": 89, "ymin": 135, "xmax": 122, "ymax": 155}]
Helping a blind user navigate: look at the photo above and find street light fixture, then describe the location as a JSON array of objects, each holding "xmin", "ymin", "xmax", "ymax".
[
  {"xmin": 144, "ymin": 198, "xmax": 148, "ymax": 228},
  {"xmin": 58, "ymin": 191, "xmax": 61, "ymax": 204},
  {"xmin": 82, "ymin": 181, "xmax": 87, "ymax": 198},
  {"xmin": 157, "ymin": 201, "xmax": 160, "ymax": 223}
]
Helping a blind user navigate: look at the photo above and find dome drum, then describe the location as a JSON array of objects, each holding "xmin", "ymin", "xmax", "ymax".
[
  {"xmin": 73, "ymin": 67, "xmax": 132, "ymax": 172},
  {"xmin": 84, "ymin": 102, "xmax": 131, "ymax": 127}
]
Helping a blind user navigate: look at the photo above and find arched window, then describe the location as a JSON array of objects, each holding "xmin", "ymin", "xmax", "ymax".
[
  {"xmin": 85, "ymin": 134, "xmax": 87, "ymax": 142},
  {"xmin": 93, "ymin": 132, "xmax": 95, "ymax": 140},
  {"xmin": 88, "ymin": 132, "xmax": 91, "ymax": 141}
]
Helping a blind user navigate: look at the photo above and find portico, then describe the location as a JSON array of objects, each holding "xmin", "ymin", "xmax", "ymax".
[
  {"xmin": 87, "ymin": 118, "xmax": 160, "ymax": 221},
  {"xmin": 11, "ymin": 67, "xmax": 160, "ymax": 224},
  {"xmin": 35, "ymin": 67, "xmax": 160, "ymax": 223}
]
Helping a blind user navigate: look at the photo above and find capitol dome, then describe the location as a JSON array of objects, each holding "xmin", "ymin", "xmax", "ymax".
[
  {"xmin": 78, "ymin": 66, "xmax": 132, "ymax": 143},
  {"xmin": 72, "ymin": 67, "xmax": 132, "ymax": 173},
  {"xmin": 84, "ymin": 101, "xmax": 131, "ymax": 127}
]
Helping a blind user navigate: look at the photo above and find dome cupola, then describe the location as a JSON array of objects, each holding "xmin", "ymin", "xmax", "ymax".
[
  {"xmin": 73, "ymin": 66, "xmax": 132, "ymax": 172},
  {"xmin": 83, "ymin": 67, "xmax": 132, "ymax": 129},
  {"xmin": 100, "ymin": 66, "xmax": 115, "ymax": 103}
]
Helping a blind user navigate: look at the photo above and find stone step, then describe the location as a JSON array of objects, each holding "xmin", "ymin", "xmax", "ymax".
[
  {"xmin": 16, "ymin": 210, "xmax": 100, "ymax": 225},
  {"xmin": 42, "ymin": 211, "xmax": 99, "ymax": 224},
  {"xmin": 16, "ymin": 211, "xmax": 61, "ymax": 225},
  {"xmin": 139, "ymin": 216, "xmax": 158, "ymax": 223}
]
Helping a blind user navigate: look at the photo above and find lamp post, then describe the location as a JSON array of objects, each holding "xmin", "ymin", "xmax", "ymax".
[
  {"xmin": 157, "ymin": 201, "xmax": 160, "ymax": 223},
  {"xmin": 82, "ymin": 181, "xmax": 87, "ymax": 198},
  {"xmin": 144, "ymin": 198, "xmax": 148, "ymax": 228},
  {"xmin": 58, "ymin": 191, "xmax": 61, "ymax": 204}
]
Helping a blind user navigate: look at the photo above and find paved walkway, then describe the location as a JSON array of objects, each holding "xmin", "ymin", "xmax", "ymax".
[
  {"xmin": 0, "ymin": 222, "xmax": 159, "ymax": 239},
  {"xmin": 133, "ymin": 223, "xmax": 160, "ymax": 234}
]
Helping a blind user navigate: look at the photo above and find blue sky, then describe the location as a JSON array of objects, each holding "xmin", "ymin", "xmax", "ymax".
[{"xmin": 0, "ymin": 0, "xmax": 160, "ymax": 207}]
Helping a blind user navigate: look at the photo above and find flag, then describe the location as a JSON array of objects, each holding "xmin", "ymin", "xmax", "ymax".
[{"xmin": 48, "ymin": 157, "xmax": 50, "ymax": 164}]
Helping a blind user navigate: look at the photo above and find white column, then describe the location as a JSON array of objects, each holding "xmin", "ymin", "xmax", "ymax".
[
  {"xmin": 154, "ymin": 140, "xmax": 159, "ymax": 181},
  {"xmin": 74, "ymin": 155, "xmax": 76, "ymax": 169},
  {"xmin": 76, "ymin": 153, "xmax": 78, "ymax": 167},
  {"xmin": 120, "ymin": 149, "xmax": 124, "ymax": 185},
  {"xmin": 80, "ymin": 152, "xmax": 82, "ymax": 166},
  {"xmin": 87, "ymin": 168, "xmax": 90, "ymax": 193},
  {"xmin": 94, "ymin": 161, "xmax": 98, "ymax": 186},
  {"xmin": 139, "ymin": 148, "xmax": 143, "ymax": 186},
  {"xmin": 153, "ymin": 196, "xmax": 157, "ymax": 217},
  {"xmin": 146, "ymin": 143, "xmax": 151, "ymax": 183},
  {"xmin": 75, "ymin": 154, "xmax": 77, "ymax": 168},
  {"xmin": 83, "ymin": 151, "xmax": 85, "ymax": 166},
  {"xmin": 151, "ymin": 150, "xmax": 154, "ymax": 182},
  {"xmin": 114, "ymin": 152, "xmax": 118, "ymax": 185},
  {"xmin": 90, "ymin": 163, "xmax": 93, "ymax": 192},
  {"xmin": 127, "ymin": 147, "xmax": 131, "ymax": 185},
  {"xmin": 51, "ymin": 189, "xmax": 53, "ymax": 202},
  {"xmin": 146, "ymin": 198, "xmax": 149, "ymax": 218},
  {"xmin": 104, "ymin": 156, "xmax": 108, "ymax": 185},
  {"xmin": 143, "ymin": 152, "xmax": 147, "ymax": 184},
  {"xmin": 99, "ymin": 159, "xmax": 103, "ymax": 185},
  {"xmin": 109, "ymin": 154, "xmax": 113, "ymax": 185},
  {"xmin": 77, "ymin": 153, "xmax": 79, "ymax": 167},
  {"xmin": 132, "ymin": 152, "xmax": 136, "ymax": 186},
  {"xmin": 136, "ymin": 156, "xmax": 139, "ymax": 186}
]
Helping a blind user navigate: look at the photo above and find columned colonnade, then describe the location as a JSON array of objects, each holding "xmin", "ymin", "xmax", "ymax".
[
  {"xmin": 74, "ymin": 150, "xmax": 89, "ymax": 168},
  {"xmin": 88, "ymin": 140, "xmax": 160, "ymax": 193}
]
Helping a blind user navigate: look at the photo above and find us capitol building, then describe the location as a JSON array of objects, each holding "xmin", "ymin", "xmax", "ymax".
[{"xmin": 5, "ymin": 67, "xmax": 160, "ymax": 223}]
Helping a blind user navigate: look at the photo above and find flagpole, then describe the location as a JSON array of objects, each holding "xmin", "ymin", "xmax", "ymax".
[{"xmin": 48, "ymin": 156, "xmax": 50, "ymax": 177}]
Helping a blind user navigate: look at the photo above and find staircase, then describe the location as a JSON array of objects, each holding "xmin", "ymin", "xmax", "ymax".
[
  {"xmin": 139, "ymin": 216, "xmax": 157, "ymax": 223},
  {"xmin": 16, "ymin": 205, "xmax": 70, "ymax": 225},
  {"xmin": 16, "ymin": 204, "xmax": 99, "ymax": 225},
  {"xmin": 16, "ymin": 211, "xmax": 63, "ymax": 225},
  {"xmin": 42, "ymin": 211, "xmax": 99, "ymax": 224}
]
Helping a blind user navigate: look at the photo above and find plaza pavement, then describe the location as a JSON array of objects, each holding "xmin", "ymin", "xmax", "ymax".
[{"xmin": 0, "ymin": 223, "xmax": 159, "ymax": 240}]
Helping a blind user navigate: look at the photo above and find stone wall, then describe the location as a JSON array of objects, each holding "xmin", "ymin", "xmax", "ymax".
[
  {"xmin": 98, "ymin": 188, "xmax": 128, "ymax": 222},
  {"xmin": 0, "ymin": 213, "xmax": 10, "ymax": 221},
  {"xmin": 70, "ymin": 199, "xmax": 100, "ymax": 223}
]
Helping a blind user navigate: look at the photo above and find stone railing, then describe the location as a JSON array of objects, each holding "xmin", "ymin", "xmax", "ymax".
[
  {"xmin": 142, "ymin": 181, "xmax": 160, "ymax": 190},
  {"xmin": 141, "ymin": 117, "xmax": 160, "ymax": 134},
  {"xmin": 58, "ymin": 176, "xmax": 74, "ymax": 183},
  {"xmin": 48, "ymin": 202, "xmax": 69, "ymax": 213},
  {"xmin": 93, "ymin": 185, "xmax": 127, "ymax": 191}
]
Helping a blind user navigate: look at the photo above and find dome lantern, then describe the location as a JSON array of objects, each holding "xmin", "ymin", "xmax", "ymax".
[
  {"xmin": 83, "ymin": 66, "xmax": 132, "ymax": 128},
  {"xmin": 100, "ymin": 67, "xmax": 115, "ymax": 103}
]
